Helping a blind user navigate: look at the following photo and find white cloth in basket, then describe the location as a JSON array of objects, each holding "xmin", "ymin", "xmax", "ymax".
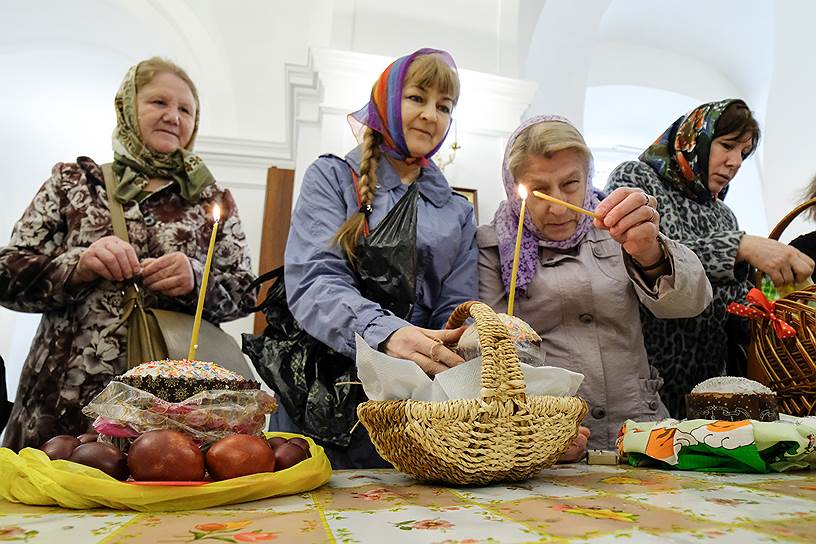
[{"xmin": 355, "ymin": 335, "xmax": 583, "ymax": 401}]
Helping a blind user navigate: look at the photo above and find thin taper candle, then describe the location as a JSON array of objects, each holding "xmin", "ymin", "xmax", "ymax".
[
  {"xmin": 188, "ymin": 204, "xmax": 220, "ymax": 360},
  {"xmin": 507, "ymin": 185, "xmax": 528, "ymax": 317},
  {"xmin": 532, "ymin": 190, "xmax": 595, "ymax": 218}
]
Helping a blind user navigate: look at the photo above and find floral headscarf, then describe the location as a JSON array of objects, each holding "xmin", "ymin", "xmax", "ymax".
[
  {"xmin": 493, "ymin": 115, "xmax": 603, "ymax": 295},
  {"xmin": 111, "ymin": 61, "xmax": 215, "ymax": 203},
  {"xmin": 348, "ymin": 48, "xmax": 457, "ymax": 166},
  {"xmin": 639, "ymin": 98, "xmax": 747, "ymax": 204}
]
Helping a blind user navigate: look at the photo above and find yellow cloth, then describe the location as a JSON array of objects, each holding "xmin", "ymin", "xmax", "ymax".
[{"xmin": 0, "ymin": 432, "xmax": 331, "ymax": 511}]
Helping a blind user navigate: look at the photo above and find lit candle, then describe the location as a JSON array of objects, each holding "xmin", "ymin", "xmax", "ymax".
[
  {"xmin": 507, "ymin": 185, "xmax": 528, "ymax": 317},
  {"xmin": 188, "ymin": 204, "xmax": 220, "ymax": 360}
]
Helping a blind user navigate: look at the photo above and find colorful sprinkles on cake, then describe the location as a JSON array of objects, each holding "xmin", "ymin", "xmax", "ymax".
[
  {"xmin": 121, "ymin": 359, "xmax": 247, "ymax": 381},
  {"xmin": 114, "ymin": 359, "xmax": 259, "ymax": 403}
]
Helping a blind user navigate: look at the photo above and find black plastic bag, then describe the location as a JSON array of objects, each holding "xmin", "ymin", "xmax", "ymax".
[
  {"xmin": 242, "ymin": 267, "xmax": 363, "ymax": 447},
  {"xmin": 1, "ymin": 355, "xmax": 12, "ymax": 434},
  {"xmin": 354, "ymin": 182, "xmax": 418, "ymax": 318},
  {"xmin": 242, "ymin": 180, "xmax": 420, "ymax": 447}
]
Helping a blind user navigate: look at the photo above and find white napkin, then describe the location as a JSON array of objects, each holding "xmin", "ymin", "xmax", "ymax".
[{"xmin": 355, "ymin": 335, "xmax": 583, "ymax": 401}]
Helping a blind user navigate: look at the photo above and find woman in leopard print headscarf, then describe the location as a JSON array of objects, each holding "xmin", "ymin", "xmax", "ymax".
[{"xmin": 606, "ymin": 99, "xmax": 813, "ymax": 418}]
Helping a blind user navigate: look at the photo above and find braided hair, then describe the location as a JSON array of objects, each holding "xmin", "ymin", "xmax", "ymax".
[{"xmin": 332, "ymin": 128, "xmax": 382, "ymax": 261}]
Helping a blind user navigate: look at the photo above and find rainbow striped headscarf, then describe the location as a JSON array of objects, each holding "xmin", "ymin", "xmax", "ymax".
[{"xmin": 348, "ymin": 48, "xmax": 457, "ymax": 165}]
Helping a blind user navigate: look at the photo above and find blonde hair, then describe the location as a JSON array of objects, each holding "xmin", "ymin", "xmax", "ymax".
[
  {"xmin": 802, "ymin": 173, "xmax": 816, "ymax": 220},
  {"xmin": 333, "ymin": 54, "xmax": 460, "ymax": 261},
  {"xmin": 135, "ymin": 57, "xmax": 199, "ymax": 109},
  {"xmin": 508, "ymin": 121, "xmax": 593, "ymax": 180},
  {"xmin": 404, "ymin": 54, "xmax": 460, "ymax": 104}
]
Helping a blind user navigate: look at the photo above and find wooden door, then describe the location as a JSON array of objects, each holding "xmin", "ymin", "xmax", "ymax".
[{"xmin": 254, "ymin": 167, "xmax": 295, "ymax": 334}]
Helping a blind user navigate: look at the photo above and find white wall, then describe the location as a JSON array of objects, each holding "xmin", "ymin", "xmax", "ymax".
[{"xmin": 763, "ymin": 1, "xmax": 816, "ymax": 241}]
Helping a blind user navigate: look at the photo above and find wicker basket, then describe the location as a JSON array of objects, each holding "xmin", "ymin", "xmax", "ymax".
[
  {"xmin": 749, "ymin": 198, "xmax": 816, "ymax": 416},
  {"xmin": 357, "ymin": 301, "xmax": 588, "ymax": 485}
]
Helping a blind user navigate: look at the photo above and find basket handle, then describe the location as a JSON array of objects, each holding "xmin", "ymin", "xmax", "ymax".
[
  {"xmin": 753, "ymin": 197, "xmax": 816, "ymax": 285},
  {"xmin": 446, "ymin": 301, "xmax": 527, "ymax": 403}
]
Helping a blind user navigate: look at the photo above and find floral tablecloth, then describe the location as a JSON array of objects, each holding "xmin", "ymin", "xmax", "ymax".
[{"xmin": 1, "ymin": 464, "xmax": 815, "ymax": 543}]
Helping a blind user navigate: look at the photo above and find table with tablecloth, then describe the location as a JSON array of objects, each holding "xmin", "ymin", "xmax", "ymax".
[{"xmin": 1, "ymin": 463, "xmax": 815, "ymax": 543}]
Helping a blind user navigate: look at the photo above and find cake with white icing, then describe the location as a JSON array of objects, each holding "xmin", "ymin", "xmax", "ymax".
[{"xmin": 686, "ymin": 376, "xmax": 778, "ymax": 422}]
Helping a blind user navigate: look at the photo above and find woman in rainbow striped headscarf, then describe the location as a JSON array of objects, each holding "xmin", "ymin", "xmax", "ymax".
[{"xmin": 281, "ymin": 49, "xmax": 477, "ymax": 468}]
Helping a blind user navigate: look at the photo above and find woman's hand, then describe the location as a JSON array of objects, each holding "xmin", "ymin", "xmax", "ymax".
[
  {"xmin": 382, "ymin": 325, "xmax": 467, "ymax": 376},
  {"xmin": 738, "ymin": 234, "xmax": 814, "ymax": 286},
  {"xmin": 70, "ymin": 235, "xmax": 141, "ymax": 285},
  {"xmin": 558, "ymin": 426, "xmax": 591, "ymax": 463},
  {"xmin": 593, "ymin": 187, "xmax": 664, "ymax": 267},
  {"xmin": 141, "ymin": 252, "xmax": 195, "ymax": 297}
]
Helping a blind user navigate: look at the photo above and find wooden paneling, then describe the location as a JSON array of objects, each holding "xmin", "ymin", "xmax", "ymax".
[{"xmin": 254, "ymin": 167, "xmax": 295, "ymax": 334}]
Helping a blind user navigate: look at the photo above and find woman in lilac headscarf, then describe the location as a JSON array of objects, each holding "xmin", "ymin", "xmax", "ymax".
[
  {"xmin": 478, "ymin": 116, "xmax": 712, "ymax": 452},
  {"xmin": 283, "ymin": 49, "xmax": 477, "ymax": 468}
]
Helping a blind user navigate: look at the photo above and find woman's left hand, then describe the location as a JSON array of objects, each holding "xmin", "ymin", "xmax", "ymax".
[
  {"xmin": 141, "ymin": 252, "xmax": 195, "ymax": 297},
  {"xmin": 558, "ymin": 426, "xmax": 590, "ymax": 463},
  {"xmin": 593, "ymin": 187, "xmax": 663, "ymax": 267}
]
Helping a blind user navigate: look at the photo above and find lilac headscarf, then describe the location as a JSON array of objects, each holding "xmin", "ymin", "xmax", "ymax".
[
  {"xmin": 348, "ymin": 48, "xmax": 457, "ymax": 166},
  {"xmin": 493, "ymin": 115, "xmax": 604, "ymax": 294}
]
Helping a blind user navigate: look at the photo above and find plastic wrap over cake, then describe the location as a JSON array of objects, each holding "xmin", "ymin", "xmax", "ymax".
[
  {"xmin": 455, "ymin": 313, "xmax": 545, "ymax": 367},
  {"xmin": 82, "ymin": 360, "xmax": 277, "ymax": 446},
  {"xmin": 83, "ymin": 382, "xmax": 277, "ymax": 446}
]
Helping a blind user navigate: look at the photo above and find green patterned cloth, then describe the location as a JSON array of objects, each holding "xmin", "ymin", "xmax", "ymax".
[
  {"xmin": 759, "ymin": 275, "xmax": 813, "ymax": 302},
  {"xmin": 619, "ymin": 416, "xmax": 816, "ymax": 473}
]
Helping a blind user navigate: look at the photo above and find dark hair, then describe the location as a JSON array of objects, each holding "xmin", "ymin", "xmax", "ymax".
[{"xmin": 713, "ymin": 101, "xmax": 760, "ymax": 157}]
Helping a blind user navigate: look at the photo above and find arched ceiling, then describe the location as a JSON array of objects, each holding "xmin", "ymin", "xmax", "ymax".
[{"xmin": 597, "ymin": 0, "xmax": 774, "ymax": 98}]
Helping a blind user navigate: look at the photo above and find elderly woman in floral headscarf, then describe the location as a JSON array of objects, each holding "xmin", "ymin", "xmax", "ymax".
[
  {"xmin": 606, "ymin": 99, "xmax": 813, "ymax": 418},
  {"xmin": 478, "ymin": 115, "xmax": 712, "ymax": 451},
  {"xmin": 283, "ymin": 48, "xmax": 477, "ymax": 468},
  {"xmin": 0, "ymin": 57, "xmax": 255, "ymax": 450}
]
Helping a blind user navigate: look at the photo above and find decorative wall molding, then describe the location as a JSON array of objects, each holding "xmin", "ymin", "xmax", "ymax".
[{"xmin": 196, "ymin": 55, "xmax": 321, "ymax": 184}]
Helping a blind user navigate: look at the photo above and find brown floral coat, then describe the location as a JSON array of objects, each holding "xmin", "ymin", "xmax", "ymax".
[{"xmin": 0, "ymin": 158, "xmax": 256, "ymax": 450}]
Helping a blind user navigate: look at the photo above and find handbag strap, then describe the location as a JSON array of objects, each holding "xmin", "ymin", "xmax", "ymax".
[
  {"xmin": 100, "ymin": 163, "xmax": 154, "ymax": 362},
  {"xmin": 101, "ymin": 163, "xmax": 130, "ymax": 244}
]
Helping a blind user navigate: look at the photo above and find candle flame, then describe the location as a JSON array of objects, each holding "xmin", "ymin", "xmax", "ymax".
[
  {"xmin": 213, "ymin": 204, "xmax": 221, "ymax": 222},
  {"xmin": 517, "ymin": 184, "xmax": 528, "ymax": 199}
]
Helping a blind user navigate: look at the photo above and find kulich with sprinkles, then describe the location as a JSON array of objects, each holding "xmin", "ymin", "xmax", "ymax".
[{"xmin": 114, "ymin": 359, "xmax": 260, "ymax": 403}]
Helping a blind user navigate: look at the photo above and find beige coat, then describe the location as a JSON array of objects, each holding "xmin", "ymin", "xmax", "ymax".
[{"xmin": 478, "ymin": 225, "xmax": 712, "ymax": 449}]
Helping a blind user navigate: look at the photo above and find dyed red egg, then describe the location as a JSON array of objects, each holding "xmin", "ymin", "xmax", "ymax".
[
  {"xmin": 128, "ymin": 430, "xmax": 205, "ymax": 481},
  {"xmin": 68, "ymin": 442, "xmax": 129, "ymax": 480},
  {"xmin": 40, "ymin": 435, "xmax": 81, "ymax": 461},
  {"xmin": 274, "ymin": 442, "xmax": 309, "ymax": 471},
  {"xmin": 77, "ymin": 432, "xmax": 99, "ymax": 444},
  {"xmin": 206, "ymin": 434, "xmax": 275, "ymax": 481}
]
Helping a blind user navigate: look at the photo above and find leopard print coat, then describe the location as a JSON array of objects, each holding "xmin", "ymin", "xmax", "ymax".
[
  {"xmin": 0, "ymin": 158, "xmax": 255, "ymax": 450},
  {"xmin": 606, "ymin": 161, "xmax": 750, "ymax": 418}
]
